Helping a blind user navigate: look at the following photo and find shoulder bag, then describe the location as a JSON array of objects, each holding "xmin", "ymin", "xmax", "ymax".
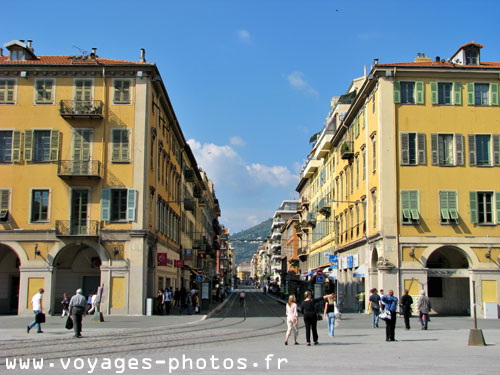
[
  {"xmin": 36, "ymin": 312, "xmax": 46, "ymax": 323},
  {"xmin": 379, "ymin": 309, "xmax": 390, "ymax": 321}
]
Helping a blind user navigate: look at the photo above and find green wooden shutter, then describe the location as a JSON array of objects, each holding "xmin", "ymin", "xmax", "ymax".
[
  {"xmin": 455, "ymin": 134, "xmax": 464, "ymax": 166},
  {"xmin": 496, "ymin": 192, "xmax": 500, "ymax": 224},
  {"xmin": 467, "ymin": 82, "xmax": 475, "ymax": 105},
  {"xmin": 123, "ymin": 80, "xmax": 130, "ymax": 103},
  {"xmin": 101, "ymin": 188, "xmax": 110, "ymax": 221},
  {"xmin": 453, "ymin": 82, "xmax": 462, "ymax": 105},
  {"xmin": 24, "ymin": 130, "xmax": 33, "ymax": 161},
  {"xmin": 448, "ymin": 191, "xmax": 458, "ymax": 220},
  {"xmin": 127, "ymin": 189, "xmax": 136, "ymax": 221},
  {"xmin": 469, "ymin": 192, "xmax": 478, "ymax": 224},
  {"xmin": 6, "ymin": 80, "xmax": 15, "ymax": 102},
  {"xmin": 111, "ymin": 129, "xmax": 120, "ymax": 161},
  {"xmin": 12, "ymin": 130, "xmax": 21, "ymax": 162},
  {"xmin": 362, "ymin": 107, "xmax": 366, "ymax": 129},
  {"xmin": 493, "ymin": 135, "xmax": 500, "ymax": 166},
  {"xmin": 401, "ymin": 133, "xmax": 409, "ymax": 165},
  {"xmin": 393, "ymin": 81, "xmax": 401, "ymax": 104},
  {"xmin": 418, "ymin": 133, "xmax": 426, "ymax": 165},
  {"xmin": 468, "ymin": 135, "xmax": 476, "ymax": 166},
  {"xmin": 491, "ymin": 83, "xmax": 499, "ymax": 106},
  {"xmin": 401, "ymin": 191, "xmax": 411, "ymax": 220},
  {"xmin": 439, "ymin": 191, "xmax": 450, "ymax": 221},
  {"xmin": 354, "ymin": 117, "xmax": 359, "ymax": 138},
  {"xmin": 50, "ymin": 130, "xmax": 60, "ymax": 161},
  {"xmin": 415, "ymin": 81, "xmax": 424, "ymax": 104},
  {"xmin": 409, "ymin": 190, "xmax": 419, "ymax": 220},
  {"xmin": 430, "ymin": 82, "xmax": 438, "ymax": 104},
  {"xmin": 430, "ymin": 134, "xmax": 438, "ymax": 165}
]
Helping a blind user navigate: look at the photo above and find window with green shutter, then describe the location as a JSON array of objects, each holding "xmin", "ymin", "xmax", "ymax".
[
  {"xmin": 490, "ymin": 83, "xmax": 499, "ymax": 106},
  {"xmin": 0, "ymin": 80, "xmax": 15, "ymax": 104},
  {"xmin": 113, "ymin": 79, "xmax": 132, "ymax": 104},
  {"xmin": 35, "ymin": 79, "xmax": 54, "ymax": 104},
  {"xmin": 453, "ymin": 82, "xmax": 462, "ymax": 105},
  {"xmin": 467, "ymin": 82, "xmax": 475, "ymax": 105},
  {"xmin": 401, "ymin": 132, "xmax": 426, "ymax": 166},
  {"xmin": 415, "ymin": 81, "xmax": 424, "ymax": 104},
  {"xmin": 401, "ymin": 190, "xmax": 420, "ymax": 224},
  {"xmin": 439, "ymin": 191, "xmax": 458, "ymax": 224},
  {"xmin": 393, "ymin": 81, "xmax": 401, "ymax": 104}
]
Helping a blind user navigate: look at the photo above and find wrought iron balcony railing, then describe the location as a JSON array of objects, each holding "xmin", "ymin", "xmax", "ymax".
[
  {"xmin": 57, "ymin": 160, "xmax": 102, "ymax": 178},
  {"xmin": 55, "ymin": 220, "xmax": 99, "ymax": 236},
  {"xmin": 59, "ymin": 100, "xmax": 103, "ymax": 119}
]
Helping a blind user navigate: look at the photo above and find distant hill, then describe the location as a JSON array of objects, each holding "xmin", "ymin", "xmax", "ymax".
[{"xmin": 231, "ymin": 218, "xmax": 272, "ymax": 264}]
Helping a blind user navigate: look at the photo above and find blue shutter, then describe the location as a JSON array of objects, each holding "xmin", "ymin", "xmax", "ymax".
[
  {"xmin": 127, "ymin": 189, "xmax": 137, "ymax": 222},
  {"xmin": 101, "ymin": 188, "xmax": 110, "ymax": 221}
]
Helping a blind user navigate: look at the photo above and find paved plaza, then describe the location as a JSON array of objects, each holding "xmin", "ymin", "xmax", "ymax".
[{"xmin": 0, "ymin": 291, "xmax": 499, "ymax": 374}]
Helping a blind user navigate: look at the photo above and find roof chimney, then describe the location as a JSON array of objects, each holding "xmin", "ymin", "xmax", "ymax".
[
  {"xmin": 91, "ymin": 47, "xmax": 97, "ymax": 58},
  {"xmin": 140, "ymin": 48, "xmax": 146, "ymax": 63},
  {"xmin": 27, "ymin": 40, "xmax": 32, "ymax": 49},
  {"xmin": 374, "ymin": 58, "xmax": 379, "ymax": 65}
]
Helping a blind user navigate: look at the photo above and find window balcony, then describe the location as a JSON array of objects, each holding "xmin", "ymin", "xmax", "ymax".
[
  {"xmin": 55, "ymin": 220, "xmax": 99, "ymax": 237},
  {"xmin": 57, "ymin": 160, "xmax": 102, "ymax": 179},
  {"xmin": 59, "ymin": 100, "xmax": 103, "ymax": 119},
  {"xmin": 340, "ymin": 141, "xmax": 354, "ymax": 160}
]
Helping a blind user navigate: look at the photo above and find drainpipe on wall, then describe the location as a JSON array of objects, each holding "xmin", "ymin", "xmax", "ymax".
[{"xmin": 393, "ymin": 67, "xmax": 402, "ymax": 300}]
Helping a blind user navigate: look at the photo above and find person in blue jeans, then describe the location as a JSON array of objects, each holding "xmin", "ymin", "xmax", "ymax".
[
  {"xmin": 381, "ymin": 289, "xmax": 398, "ymax": 341},
  {"xmin": 323, "ymin": 295, "xmax": 337, "ymax": 337},
  {"xmin": 369, "ymin": 288, "xmax": 381, "ymax": 328},
  {"xmin": 27, "ymin": 288, "xmax": 44, "ymax": 333}
]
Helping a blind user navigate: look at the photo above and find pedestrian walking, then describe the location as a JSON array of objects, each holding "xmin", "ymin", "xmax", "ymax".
[
  {"xmin": 379, "ymin": 289, "xmax": 385, "ymax": 310},
  {"xmin": 27, "ymin": 288, "xmax": 44, "ymax": 334},
  {"xmin": 69, "ymin": 288, "xmax": 87, "ymax": 338},
  {"xmin": 417, "ymin": 291, "xmax": 431, "ymax": 330},
  {"xmin": 285, "ymin": 295, "xmax": 299, "ymax": 345},
  {"xmin": 88, "ymin": 291, "xmax": 99, "ymax": 315},
  {"xmin": 323, "ymin": 294, "xmax": 337, "ymax": 337},
  {"xmin": 369, "ymin": 288, "xmax": 381, "ymax": 328},
  {"xmin": 239, "ymin": 291, "xmax": 246, "ymax": 307},
  {"xmin": 400, "ymin": 289, "xmax": 413, "ymax": 330},
  {"xmin": 163, "ymin": 288, "xmax": 172, "ymax": 315},
  {"xmin": 85, "ymin": 291, "xmax": 93, "ymax": 315},
  {"xmin": 156, "ymin": 289, "xmax": 163, "ymax": 315},
  {"xmin": 381, "ymin": 289, "xmax": 398, "ymax": 342},
  {"xmin": 61, "ymin": 293, "xmax": 70, "ymax": 317},
  {"xmin": 356, "ymin": 290, "xmax": 365, "ymax": 313},
  {"xmin": 301, "ymin": 291, "xmax": 330, "ymax": 346}
]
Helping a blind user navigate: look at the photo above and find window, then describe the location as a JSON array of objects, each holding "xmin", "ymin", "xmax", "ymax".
[
  {"xmin": 362, "ymin": 147, "xmax": 366, "ymax": 181},
  {"xmin": 469, "ymin": 134, "xmax": 500, "ymax": 167},
  {"xmin": 401, "ymin": 82, "xmax": 415, "ymax": 104},
  {"xmin": 371, "ymin": 136, "xmax": 376, "ymax": 173},
  {"xmin": 0, "ymin": 130, "xmax": 21, "ymax": 162},
  {"xmin": 101, "ymin": 188, "xmax": 136, "ymax": 222},
  {"xmin": 470, "ymin": 192, "xmax": 498, "ymax": 225},
  {"xmin": 355, "ymin": 155, "xmax": 359, "ymax": 188},
  {"xmin": 431, "ymin": 134, "xmax": 464, "ymax": 166},
  {"xmin": 372, "ymin": 93, "xmax": 376, "ymax": 114},
  {"xmin": 467, "ymin": 82, "xmax": 499, "ymax": 106},
  {"xmin": 439, "ymin": 191, "xmax": 458, "ymax": 224},
  {"xmin": 34, "ymin": 79, "xmax": 54, "ymax": 104},
  {"xmin": 0, "ymin": 79, "xmax": 16, "ymax": 104},
  {"xmin": 438, "ymin": 83, "xmax": 452, "ymax": 104},
  {"xmin": 465, "ymin": 49, "xmax": 478, "ymax": 65},
  {"xmin": 401, "ymin": 133, "xmax": 426, "ymax": 165},
  {"xmin": 113, "ymin": 80, "xmax": 131, "ymax": 104},
  {"xmin": 31, "ymin": 189, "xmax": 49, "ymax": 222},
  {"xmin": 401, "ymin": 190, "xmax": 420, "ymax": 224},
  {"xmin": 24, "ymin": 129, "xmax": 60, "ymax": 162},
  {"xmin": 34, "ymin": 130, "xmax": 51, "ymax": 161},
  {"xmin": 110, "ymin": 129, "xmax": 130, "ymax": 162},
  {"xmin": 74, "ymin": 80, "xmax": 92, "ymax": 101},
  {"xmin": 371, "ymin": 190, "xmax": 377, "ymax": 229}
]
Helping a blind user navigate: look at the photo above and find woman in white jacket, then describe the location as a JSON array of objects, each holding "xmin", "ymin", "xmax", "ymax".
[{"xmin": 285, "ymin": 295, "xmax": 299, "ymax": 345}]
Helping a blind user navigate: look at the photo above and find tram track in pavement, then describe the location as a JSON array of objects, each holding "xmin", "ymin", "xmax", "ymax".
[{"xmin": 0, "ymin": 290, "xmax": 287, "ymax": 365}]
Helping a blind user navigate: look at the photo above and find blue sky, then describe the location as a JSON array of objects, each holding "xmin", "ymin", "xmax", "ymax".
[{"xmin": 4, "ymin": 0, "xmax": 500, "ymax": 233}]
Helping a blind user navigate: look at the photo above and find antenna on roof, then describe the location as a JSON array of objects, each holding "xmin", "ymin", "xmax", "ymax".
[{"xmin": 72, "ymin": 45, "xmax": 89, "ymax": 57}]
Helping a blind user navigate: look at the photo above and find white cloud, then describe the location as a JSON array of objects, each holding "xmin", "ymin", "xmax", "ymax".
[
  {"xmin": 229, "ymin": 136, "xmax": 247, "ymax": 147},
  {"xmin": 287, "ymin": 71, "xmax": 318, "ymax": 96},
  {"xmin": 245, "ymin": 164, "xmax": 297, "ymax": 187},
  {"xmin": 236, "ymin": 29, "xmax": 252, "ymax": 43}
]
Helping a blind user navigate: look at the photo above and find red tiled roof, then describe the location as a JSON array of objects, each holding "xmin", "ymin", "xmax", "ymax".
[
  {"xmin": 377, "ymin": 61, "xmax": 500, "ymax": 68},
  {"xmin": 0, "ymin": 55, "xmax": 154, "ymax": 66}
]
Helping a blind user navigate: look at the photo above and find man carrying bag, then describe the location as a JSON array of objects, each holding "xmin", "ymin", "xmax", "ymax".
[{"xmin": 69, "ymin": 289, "xmax": 87, "ymax": 338}]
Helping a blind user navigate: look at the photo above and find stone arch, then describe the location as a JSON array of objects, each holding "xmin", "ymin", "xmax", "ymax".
[
  {"xmin": 421, "ymin": 245, "xmax": 478, "ymax": 269},
  {"xmin": 0, "ymin": 243, "xmax": 22, "ymax": 314},
  {"xmin": 0, "ymin": 241, "xmax": 29, "ymax": 266},
  {"xmin": 370, "ymin": 247, "xmax": 379, "ymax": 270},
  {"xmin": 47, "ymin": 240, "xmax": 109, "ymax": 267}
]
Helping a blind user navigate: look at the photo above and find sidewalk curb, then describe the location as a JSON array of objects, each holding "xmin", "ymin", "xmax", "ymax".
[{"xmin": 204, "ymin": 297, "xmax": 231, "ymax": 320}]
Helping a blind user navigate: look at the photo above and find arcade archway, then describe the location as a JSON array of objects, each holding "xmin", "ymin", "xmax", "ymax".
[
  {"xmin": 0, "ymin": 244, "xmax": 20, "ymax": 314},
  {"xmin": 53, "ymin": 244, "xmax": 102, "ymax": 314},
  {"xmin": 426, "ymin": 246, "xmax": 470, "ymax": 315}
]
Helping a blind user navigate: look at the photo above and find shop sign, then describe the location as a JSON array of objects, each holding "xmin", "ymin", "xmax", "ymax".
[
  {"xmin": 184, "ymin": 248, "xmax": 193, "ymax": 260},
  {"xmin": 157, "ymin": 253, "xmax": 168, "ymax": 267}
]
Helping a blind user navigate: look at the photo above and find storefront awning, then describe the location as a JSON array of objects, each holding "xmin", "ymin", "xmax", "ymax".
[
  {"xmin": 353, "ymin": 264, "xmax": 366, "ymax": 278},
  {"xmin": 328, "ymin": 269, "xmax": 338, "ymax": 280}
]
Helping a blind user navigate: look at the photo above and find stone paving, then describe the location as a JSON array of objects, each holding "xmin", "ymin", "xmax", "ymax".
[{"xmin": 0, "ymin": 291, "xmax": 499, "ymax": 374}]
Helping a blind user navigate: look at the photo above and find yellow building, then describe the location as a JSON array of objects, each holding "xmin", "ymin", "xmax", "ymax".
[
  {"xmin": 298, "ymin": 42, "xmax": 500, "ymax": 317},
  {"xmin": 0, "ymin": 40, "xmax": 220, "ymax": 315}
]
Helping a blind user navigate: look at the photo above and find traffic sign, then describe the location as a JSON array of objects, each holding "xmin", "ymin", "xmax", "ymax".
[
  {"xmin": 316, "ymin": 269, "xmax": 324, "ymax": 276},
  {"xmin": 316, "ymin": 275, "xmax": 324, "ymax": 283},
  {"xmin": 196, "ymin": 274, "xmax": 203, "ymax": 282}
]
